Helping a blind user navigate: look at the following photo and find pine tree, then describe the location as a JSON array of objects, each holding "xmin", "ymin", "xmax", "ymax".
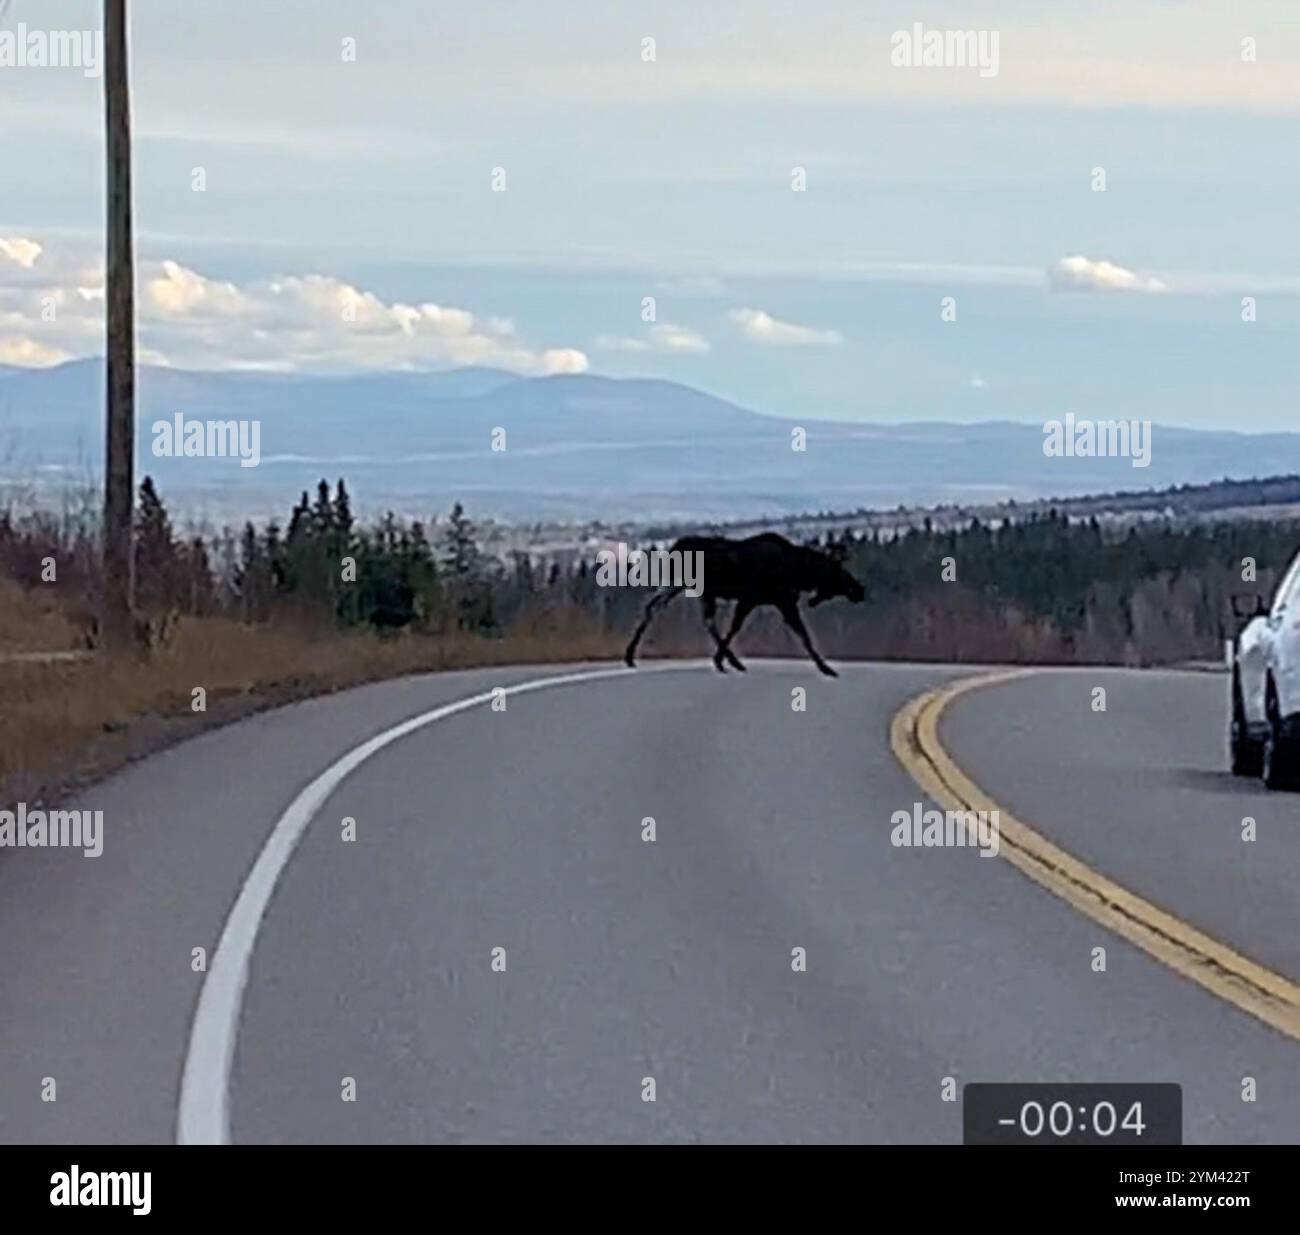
[
  {"xmin": 286, "ymin": 491, "xmax": 311, "ymax": 545},
  {"xmin": 441, "ymin": 501, "xmax": 480, "ymax": 579},
  {"xmin": 264, "ymin": 521, "xmax": 285, "ymax": 591},
  {"xmin": 437, "ymin": 502, "xmax": 497, "ymax": 631},
  {"xmin": 237, "ymin": 521, "xmax": 262, "ymax": 622},
  {"xmin": 184, "ymin": 535, "xmax": 215, "ymax": 615},
  {"xmin": 334, "ymin": 478, "xmax": 354, "ymax": 540},
  {"xmin": 312, "ymin": 479, "xmax": 334, "ymax": 536},
  {"xmin": 134, "ymin": 476, "xmax": 179, "ymax": 610}
]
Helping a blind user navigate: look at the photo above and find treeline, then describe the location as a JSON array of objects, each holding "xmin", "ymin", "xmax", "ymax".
[
  {"xmin": 0, "ymin": 477, "xmax": 603, "ymax": 644},
  {"xmin": 802, "ymin": 512, "xmax": 1300, "ymax": 665},
  {"xmin": 1, "ymin": 480, "xmax": 1298, "ymax": 666},
  {"xmin": 1064, "ymin": 473, "xmax": 1300, "ymax": 516},
  {"xmin": 649, "ymin": 474, "xmax": 1300, "ymax": 544}
]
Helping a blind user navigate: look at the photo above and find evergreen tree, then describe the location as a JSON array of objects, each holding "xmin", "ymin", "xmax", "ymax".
[
  {"xmin": 237, "ymin": 521, "xmax": 263, "ymax": 622},
  {"xmin": 312, "ymin": 479, "xmax": 334, "ymax": 537},
  {"xmin": 333, "ymin": 478, "xmax": 354, "ymax": 541},
  {"xmin": 286, "ymin": 491, "xmax": 311, "ymax": 545},
  {"xmin": 183, "ymin": 535, "xmax": 215, "ymax": 615},
  {"xmin": 134, "ymin": 476, "xmax": 180, "ymax": 610},
  {"xmin": 441, "ymin": 501, "xmax": 481, "ymax": 578}
]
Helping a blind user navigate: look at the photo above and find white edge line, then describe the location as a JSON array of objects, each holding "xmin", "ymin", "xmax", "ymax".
[{"xmin": 176, "ymin": 662, "xmax": 700, "ymax": 1145}]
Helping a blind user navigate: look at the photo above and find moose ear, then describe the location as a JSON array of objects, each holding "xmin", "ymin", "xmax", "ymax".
[{"xmin": 826, "ymin": 541, "xmax": 849, "ymax": 564}]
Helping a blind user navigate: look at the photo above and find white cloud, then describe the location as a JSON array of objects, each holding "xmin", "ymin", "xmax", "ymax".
[
  {"xmin": 146, "ymin": 260, "xmax": 249, "ymax": 317},
  {"xmin": 0, "ymin": 237, "xmax": 42, "ymax": 269},
  {"xmin": 596, "ymin": 322, "xmax": 710, "ymax": 354},
  {"xmin": 0, "ymin": 337, "xmax": 71, "ymax": 367},
  {"xmin": 1048, "ymin": 255, "xmax": 1167, "ymax": 293},
  {"xmin": 727, "ymin": 307, "xmax": 842, "ymax": 347},
  {"xmin": 0, "ymin": 236, "xmax": 589, "ymax": 375}
]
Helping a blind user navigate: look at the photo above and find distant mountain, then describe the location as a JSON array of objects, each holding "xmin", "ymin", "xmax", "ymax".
[{"xmin": 4, "ymin": 360, "xmax": 1300, "ymax": 525}]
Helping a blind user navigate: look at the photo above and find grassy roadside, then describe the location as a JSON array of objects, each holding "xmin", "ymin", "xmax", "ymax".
[
  {"xmin": 3, "ymin": 565, "xmax": 1230, "ymax": 813},
  {"xmin": 0, "ymin": 578, "xmax": 83, "ymax": 651},
  {"xmin": 0, "ymin": 605, "xmax": 628, "ymax": 811}
]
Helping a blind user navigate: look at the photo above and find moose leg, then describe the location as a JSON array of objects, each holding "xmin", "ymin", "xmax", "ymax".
[
  {"xmin": 778, "ymin": 598, "xmax": 838, "ymax": 678},
  {"xmin": 713, "ymin": 599, "xmax": 753, "ymax": 672},
  {"xmin": 702, "ymin": 595, "xmax": 743, "ymax": 670},
  {"xmin": 624, "ymin": 586, "xmax": 683, "ymax": 667},
  {"xmin": 702, "ymin": 595, "xmax": 733, "ymax": 670}
]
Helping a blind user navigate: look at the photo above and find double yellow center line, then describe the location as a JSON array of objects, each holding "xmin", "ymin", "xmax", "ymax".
[{"xmin": 891, "ymin": 669, "xmax": 1300, "ymax": 1042}]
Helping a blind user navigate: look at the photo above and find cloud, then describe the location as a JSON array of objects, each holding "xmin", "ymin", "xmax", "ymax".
[
  {"xmin": 0, "ymin": 237, "xmax": 42, "ymax": 270},
  {"xmin": 595, "ymin": 323, "xmax": 710, "ymax": 354},
  {"xmin": 146, "ymin": 261, "xmax": 249, "ymax": 317},
  {"xmin": 0, "ymin": 337, "xmax": 71, "ymax": 367},
  {"xmin": 0, "ymin": 236, "xmax": 589, "ymax": 375},
  {"xmin": 1048, "ymin": 255, "xmax": 1167, "ymax": 293},
  {"xmin": 727, "ymin": 307, "xmax": 842, "ymax": 347}
]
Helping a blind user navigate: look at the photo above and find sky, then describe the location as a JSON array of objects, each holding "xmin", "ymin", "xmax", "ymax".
[{"xmin": 2, "ymin": 0, "xmax": 1298, "ymax": 429}]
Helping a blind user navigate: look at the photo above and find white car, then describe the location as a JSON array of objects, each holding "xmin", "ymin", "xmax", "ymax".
[{"xmin": 1230, "ymin": 547, "xmax": 1300, "ymax": 789}]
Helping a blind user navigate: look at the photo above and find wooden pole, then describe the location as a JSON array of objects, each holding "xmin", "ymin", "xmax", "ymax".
[{"xmin": 103, "ymin": 0, "xmax": 135, "ymax": 649}]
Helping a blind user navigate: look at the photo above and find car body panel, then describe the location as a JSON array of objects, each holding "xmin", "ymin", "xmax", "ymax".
[
  {"xmin": 1237, "ymin": 613, "xmax": 1271, "ymax": 727},
  {"xmin": 1234, "ymin": 547, "xmax": 1300, "ymax": 728}
]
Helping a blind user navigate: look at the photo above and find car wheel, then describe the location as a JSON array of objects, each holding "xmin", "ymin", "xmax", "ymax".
[
  {"xmin": 1230, "ymin": 680, "xmax": 1265, "ymax": 777},
  {"xmin": 1262, "ymin": 688, "xmax": 1295, "ymax": 791}
]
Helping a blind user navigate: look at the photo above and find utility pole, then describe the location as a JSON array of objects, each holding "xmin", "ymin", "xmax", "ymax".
[{"xmin": 103, "ymin": 0, "xmax": 135, "ymax": 649}]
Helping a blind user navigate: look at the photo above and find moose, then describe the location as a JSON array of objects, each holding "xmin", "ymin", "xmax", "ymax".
[{"xmin": 623, "ymin": 532, "xmax": 865, "ymax": 677}]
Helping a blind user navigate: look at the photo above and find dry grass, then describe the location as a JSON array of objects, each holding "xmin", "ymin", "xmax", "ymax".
[
  {"xmin": 0, "ymin": 607, "xmax": 627, "ymax": 805},
  {"xmin": 0, "ymin": 578, "xmax": 82, "ymax": 651}
]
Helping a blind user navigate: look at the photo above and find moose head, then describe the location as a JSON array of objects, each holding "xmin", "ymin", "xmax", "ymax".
[{"xmin": 808, "ymin": 541, "xmax": 866, "ymax": 606}]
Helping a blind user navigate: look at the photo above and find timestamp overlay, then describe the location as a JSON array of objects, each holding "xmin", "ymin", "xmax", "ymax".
[{"xmin": 964, "ymin": 1084, "xmax": 1183, "ymax": 1146}]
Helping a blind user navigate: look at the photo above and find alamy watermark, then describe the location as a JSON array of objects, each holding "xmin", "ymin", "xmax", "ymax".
[
  {"xmin": 0, "ymin": 21, "xmax": 102, "ymax": 78},
  {"xmin": 152, "ymin": 414, "xmax": 262, "ymax": 468},
  {"xmin": 50, "ymin": 1166, "xmax": 151, "ymax": 1216},
  {"xmin": 891, "ymin": 803, "xmax": 1000, "ymax": 857},
  {"xmin": 1043, "ymin": 415, "xmax": 1152, "ymax": 468},
  {"xmin": 890, "ymin": 23, "xmax": 1000, "ymax": 78},
  {"xmin": 595, "ymin": 543, "xmax": 704, "ymax": 596},
  {"xmin": 0, "ymin": 803, "xmax": 102, "ymax": 857}
]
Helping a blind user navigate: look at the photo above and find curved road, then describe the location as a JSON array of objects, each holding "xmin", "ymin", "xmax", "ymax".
[{"xmin": 1, "ymin": 661, "xmax": 1297, "ymax": 1144}]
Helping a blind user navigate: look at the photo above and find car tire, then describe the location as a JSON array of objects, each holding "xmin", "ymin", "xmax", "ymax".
[
  {"xmin": 1230, "ymin": 683, "xmax": 1265, "ymax": 777},
  {"xmin": 1262, "ymin": 687, "xmax": 1295, "ymax": 791}
]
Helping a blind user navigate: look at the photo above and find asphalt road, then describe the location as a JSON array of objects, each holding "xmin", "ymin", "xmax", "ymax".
[{"xmin": 2, "ymin": 660, "xmax": 1297, "ymax": 1144}]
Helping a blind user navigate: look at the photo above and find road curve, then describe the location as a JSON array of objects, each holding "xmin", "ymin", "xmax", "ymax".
[
  {"xmin": 896, "ymin": 669, "xmax": 1300, "ymax": 1042},
  {"xmin": 1, "ymin": 660, "xmax": 1297, "ymax": 1144}
]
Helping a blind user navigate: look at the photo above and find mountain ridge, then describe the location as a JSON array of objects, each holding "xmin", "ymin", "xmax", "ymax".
[{"xmin": 4, "ymin": 361, "xmax": 1300, "ymax": 524}]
